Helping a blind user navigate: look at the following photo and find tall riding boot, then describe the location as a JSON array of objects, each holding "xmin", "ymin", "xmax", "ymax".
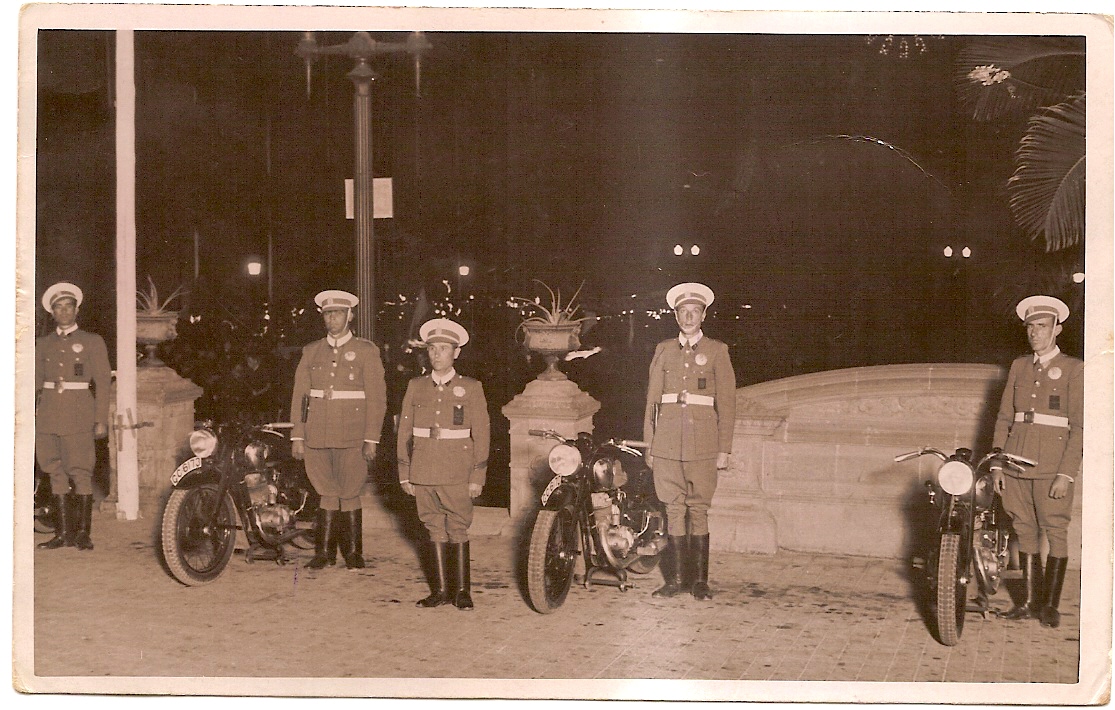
[
  {"xmin": 305, "ymin": 509, "xmax": 336, "ymax": 569},
  {"xmin": 1040, "ymin": 556, "xmax": 1069, "ymax": 628},
  {"xmin": 1005, "ymin": 552, "xmax": 1043, "ymax": 619},
  {"xmin": 453, "ymin": 541, "xmax": 474, "ymax": 610},
  {"xmin": 417, "ymin": 542, "xmax": 451, "ymax": 607},
  {"xmin": 325, "ymin": 511, "xmax": 339, "ymax": 566},
  {"xmin": 73, "ymin": 494, "xmax": 95, "ymax": 550},
  {"xmin": 691, "ymin": 534, "xmax": 712, "ymax": 600},
  {"xmin": 36, "ymin": 494, "xmax": 70, "ymax": 550},
  {"xmin": 653, "ymin": 535, "xmax": 687, "ymax": 598},
  {"xmin": 342, "ymin": 508, "xmax": 365, "ymax": 569}
]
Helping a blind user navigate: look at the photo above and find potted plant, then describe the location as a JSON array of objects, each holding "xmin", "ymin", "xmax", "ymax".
[
  {"xmin": 136, "ymin": 276, "xmax": 187, "ymax": 366},
  {"xmin": 511, "ymin": 280, "xmax": 587, "ymax": 381}
]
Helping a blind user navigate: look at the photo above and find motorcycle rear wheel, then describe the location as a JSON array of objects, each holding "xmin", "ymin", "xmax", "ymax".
[
  {"xmin": 933, "ymin": 533, "xmax": 967, "ymax": 646},
  {"xmin": 526, "ymin": 507, "xmax": 579, "ymax": 614},
  {"xmin": 161, "ymin": 484, "xmax": 237, "ymax": 586}
]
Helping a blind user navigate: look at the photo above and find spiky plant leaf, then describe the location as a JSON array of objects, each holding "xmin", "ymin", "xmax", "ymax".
[
  {"xmin": 1007, "ymin": 94, "xmax": 1086, "ymax": 252},
  {"xmin": 955, "ymin": 38, "xmax": 1085, "ymax": 122}
]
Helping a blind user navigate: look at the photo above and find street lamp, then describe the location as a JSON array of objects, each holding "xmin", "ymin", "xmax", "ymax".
[{"xmin": 296, "ymin": 31, "xmax": 432, "ymax": 341}]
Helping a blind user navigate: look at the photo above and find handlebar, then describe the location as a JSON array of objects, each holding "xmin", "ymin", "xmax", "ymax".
[
  {"xmin": 619, "ymin": 440, "xmax": 649, "ymax": 449},
  {"xmin": 894, "ymin": 447, "xmax": 1037, "ymax": 471},
  {"xmin": 527, "ymin": 429, "xmax": 649, "ymax": 451}
]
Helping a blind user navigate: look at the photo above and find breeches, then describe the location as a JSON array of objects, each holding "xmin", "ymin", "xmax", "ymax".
[
  {"xmin": 1002, "ymin": 475, "xmax": 1074, "ymax": 557},
  {"xmin": 304, "ymin": 446, "xmax": 367, "ymax": 511},
  {"xmin": 37, "ymin": 432, "xmax": 95, "ymax": 495},
  {"xmin": 414, "ymin": 483, "xmax": 473, "ymax": 543},
  {"xmin": 652, "ymin": 457, "xmax": 718, "ymax": 536}
]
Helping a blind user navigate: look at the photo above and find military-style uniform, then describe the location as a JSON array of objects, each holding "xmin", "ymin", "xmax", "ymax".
[
  {"xmin": 643, "ymin": 333, "xmax": 736, "ymax": 536},
  {"xmin": 290, "ymin": 289, "xmax": 386, "ymax": 571},
  {"xmin": 399, "ymin": 318, "xmax": 490, "ymax": 610},
  {"xmin": 36, "ymin": 282, "xmax": 111, "ymax": 551},
  {"xmin": 993, "ymin": 348, "xmax": 1083, "ymax": 555},
  {"xmin": 644, "ymin": 282, "xmax": 736, "ymax": 601},
  {"xmin": 36, "ymin": 327, "xmax": 112, "ymax": 495},
  {"xmin": 397, "ymin": 370, "xmax": 490, "ymax": 542},
  {"xmin": 290, "ymin": 333, "xmax": 387, "ymax": 510},
  {"xmin": 991, "ymin": 294, "xmax": 1083, "ymax": 628}
]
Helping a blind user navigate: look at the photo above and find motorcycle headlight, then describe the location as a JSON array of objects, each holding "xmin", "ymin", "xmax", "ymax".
[
  {"xmin": 242, "ymin": 441, "xmax": 271, "ymax": 470},
  {"xmin": 548, "ymin": 444, "xmax": 583, "ymax": 477},
  {"xmin": 937, "ymin": 460, "xmax": 974, "ymax": 496},
  {"xmin": 189, "ymin": 428, "xmax": 218, "ymax": 458}
]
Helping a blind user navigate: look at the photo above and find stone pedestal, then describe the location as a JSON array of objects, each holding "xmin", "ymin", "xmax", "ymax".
[
  {"xmin": 107, "ymin": 367, "xmax": 202, "ymax": 520},
  {"xmin": 501, "ymin": 377, "xmax": 600, "ymax": 531}
]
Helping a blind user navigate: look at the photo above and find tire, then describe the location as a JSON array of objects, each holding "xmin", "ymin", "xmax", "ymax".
[
  {"xmin": 526, "ymin": 507, "xmax": 579, "ymax": 614},
  {"xmin": 161, "ymin": 485, "xmax": 237, "ymax": 586},
  {"xmin": 934, "ymin": 533, "xmax": 967, "ymax": 646}
]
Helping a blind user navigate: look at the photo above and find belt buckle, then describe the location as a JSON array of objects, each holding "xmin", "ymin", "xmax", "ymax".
[
  {"xmin": 431, "ymin": 425, "xmax": 441, "ymax": 440},
  {"xmin": 56, "ymin": 377, "xmax": 65, "ymax": 391},
  {"xmin": 324, "ymin": 389, "xmax": 334, "ymax": 401},
  {"xmin": 678, "ymin": 390, "xmax": 688, "ymax": 405},
  {"xmin": 1023, "ymin": 411, "xmax": 1035, "ymax": 424}
]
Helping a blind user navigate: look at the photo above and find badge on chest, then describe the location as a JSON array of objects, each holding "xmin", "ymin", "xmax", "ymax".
[{"xmin": 453, "ymin": 404, "xmax": 464, "ymax": 425}]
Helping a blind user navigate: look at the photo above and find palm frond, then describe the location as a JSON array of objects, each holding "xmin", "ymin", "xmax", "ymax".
[
  {"xmin": 955, "ymin": 38, "xmax": 1085, "ymax": 122},
  {"xmin": 1007, "ymin": 94, "xmax": 1086, "ymax": 252}
]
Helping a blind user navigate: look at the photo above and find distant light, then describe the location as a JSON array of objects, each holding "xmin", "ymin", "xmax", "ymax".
[
  {"xmin": 961, "ymin": 247, "xmax": 972, "ymax": 258},
  {"xmin": 458, "ymin": 265, "xmax": 470, "ymax": 277},
  {"xmin": 673, "ymin": 244, "xmax": 684, "ymax": 256},
  {"xmin": 631, "ymin": 293, "xmax": 637, "ymax": 298},
  {"xmin": 943, "ymin": 246, "xmax": 953, "ymax": 258},
  {"xmin": 743, "ymin": 304, "xmax": 752, "ymax": 309},
  {"xmin": 246, "ymin": 260, "xmax": 263, "ymax": 276},
  {"xmin": 1073, "ymin": 272, "xmax": 1086, "ymax": 283},
  {"xmin": 690, "ymin": 245, "xmax": 700, "ymax": 256}
]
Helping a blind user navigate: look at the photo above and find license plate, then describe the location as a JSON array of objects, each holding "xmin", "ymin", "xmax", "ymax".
[
  {"xmin": 170, "ymin": 457, "xmax": 203, "ymax": 485},
  {"xmin": 540, "ymin": 475, "xmax": 562, "ymax": 506}
]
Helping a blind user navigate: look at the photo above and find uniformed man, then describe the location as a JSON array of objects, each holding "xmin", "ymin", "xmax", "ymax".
[
  {"xmin": 35, "ymin": 282, "xmax": 112, "ymax": 551},
  {"xmin": 398, "ymin": 319, "xmax": 490, "ymax": 610},
  {"xmin": 643, "ymin": 283, "xmax": 736, "ymax": 600},
  {"xmin": 991, "ymin": 295, "xmax": 1083, "ymax": 628},
  {"xmin": 290, "ymin": 290, "xmax": 387, "ymax": 570}
]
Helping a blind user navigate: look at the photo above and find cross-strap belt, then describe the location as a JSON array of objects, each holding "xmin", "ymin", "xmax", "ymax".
[
  {"xmin": 413, "ymin": 426, "xmax": 471, "ymax": 439},
  {"xmin": 1014, "ymin": 411, "xmax": 1070, "ymax": 428},
  {"xmin": 661, "ymin": 391, "xmax": 715, "ymax": 406},
  {"xmin": 308, "ymin": 389, "xmax": 365, "ymax": 400}
]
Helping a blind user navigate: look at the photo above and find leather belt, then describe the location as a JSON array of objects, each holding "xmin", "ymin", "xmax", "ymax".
[
  {"xmin": 308, "ymin": 389, "xmax": 365, "ymax": 400},
  {"xmin": 1015, "ymin": 411, "xmax": 1069, "ymax": 428},
  {"xmin": 42, "ymin": 381, "xmax": 90, "ymax": 390},
  {"xmin": 661, "ymin": 392, "xmax": 714, "ymax": 406},
  {"xmin": 413, "ymin": 427, "xmax": 471, "ymax": 440}
]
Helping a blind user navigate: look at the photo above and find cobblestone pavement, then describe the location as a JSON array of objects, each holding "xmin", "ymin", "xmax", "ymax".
[{"xmin": 20, "ymin": 510, "xmax": 1095, "ymax": 702}]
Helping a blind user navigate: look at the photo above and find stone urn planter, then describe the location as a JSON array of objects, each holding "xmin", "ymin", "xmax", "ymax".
[
  {"xmin": 136, "ymin": 276, "xmax": 187, "ymax": 367},
  {"xmin": 513, "ymin": 280, "xmax": 587, "ymax": 382}
]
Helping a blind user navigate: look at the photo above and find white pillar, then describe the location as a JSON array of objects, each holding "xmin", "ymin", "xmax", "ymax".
[{"xmin": 115, "ymin": 29, "xmax": 139, "ymax": 520}]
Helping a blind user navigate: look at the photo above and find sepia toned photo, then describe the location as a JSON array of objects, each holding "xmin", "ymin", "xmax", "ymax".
[{"xmin": 11, "ymin": 2, "xmax": 1113, "ymax": 704}]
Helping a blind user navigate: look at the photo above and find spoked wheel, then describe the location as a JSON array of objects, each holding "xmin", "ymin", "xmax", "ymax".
[
  {"xmin": 526, "ymin": 507, "xmax": 579, "ymax": 614},
  {"xmin": 161, "ymin": 484, "xmax": 237, "ymax": 586},
  {"xmin": 933, "ymin": 533, "xmax": 967, "ymax": 646}
]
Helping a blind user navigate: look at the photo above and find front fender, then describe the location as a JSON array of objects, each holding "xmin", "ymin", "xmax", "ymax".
[{"xmin": 541, "ymin": 483, "xmax": 579, "ymax": 512}]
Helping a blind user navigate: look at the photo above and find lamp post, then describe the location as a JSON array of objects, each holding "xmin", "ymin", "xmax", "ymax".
[{"xmin": 296, "ymin": 31, "xmax": 431, "ymax": 341}]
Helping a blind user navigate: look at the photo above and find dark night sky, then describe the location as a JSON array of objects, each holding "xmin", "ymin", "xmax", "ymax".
[{"xmin": 33, "ymin": 29, "xmax": 1085, "ymax": 389}]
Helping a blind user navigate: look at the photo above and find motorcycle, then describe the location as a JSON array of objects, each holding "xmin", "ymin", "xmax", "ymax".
[
  {"xmin": 524, "ymin": 429, "xmax": 668, "ymax": 614},
  {"xmin": 160, "ymin": 420, "xmax": 318, "ymax": 586},
  {"xmin": 894, "ymin": 446, "xmax": 1035, "ymax": 645}
]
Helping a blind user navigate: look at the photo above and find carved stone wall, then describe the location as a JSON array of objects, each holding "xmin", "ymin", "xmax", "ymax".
[{"xmin": 715, "ymin": 364, "xmax": 1083, "ymax": 569}]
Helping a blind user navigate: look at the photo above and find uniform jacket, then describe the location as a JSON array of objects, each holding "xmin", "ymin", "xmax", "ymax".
[
  {"xmin": 36, "ymin": 328, "xmax": 112, "ymax": 436},
  {"xmin": 289, "ymin": 335, "xmax": 387, "ymax": 449},
  {"xmin": 397, "ymin": 373, "xmax": 490, "ymax": 487},
  {"xmin": 992, "ymin": 350, "xmax": 1084, "ymax": 480},
  {"xmin": 643, "ymin": 335, "xmax": 736, "ymax": 461}
]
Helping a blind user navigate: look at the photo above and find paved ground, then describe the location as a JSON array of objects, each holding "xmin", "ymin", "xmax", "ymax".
[{"xmin": 18, "ymin": 507, "xmax": 1094, "ymax": 702}]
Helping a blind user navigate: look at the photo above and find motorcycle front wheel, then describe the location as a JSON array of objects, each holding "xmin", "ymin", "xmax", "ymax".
[
  {"xmin": 526, "ymin": 507, "xmax": 579, "ymax": 614},
  {"xmin": 933, "ymin": 532, "xmax": 967, "ymax": 646},
  {"xmin": 161, "ymin": 484, "xmax": 237, "ymax": 586}
]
